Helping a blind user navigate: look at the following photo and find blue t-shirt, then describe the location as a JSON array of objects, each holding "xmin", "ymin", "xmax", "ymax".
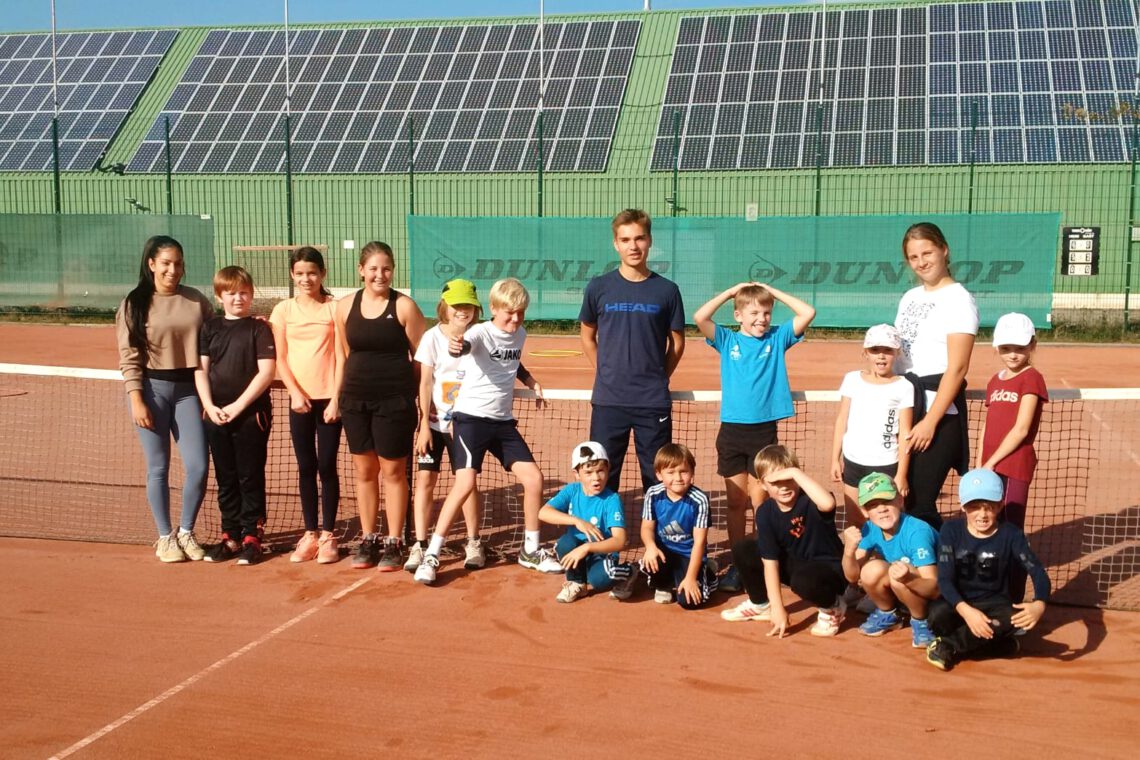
[
  {"xmin": 579, "ymin": 269, "xmax": 685, "ymax": 410},
  {"xmin": 547, "ymin": 482, "xmax": 626, "ymax": 558},
  {"xmin": 858, "ymin": 513, "xmax": 938, "ymax": 567},
  {"xmin": 707, "ymin": 322, "xmax": 801, "ymax": 424},
  {"xmin": 641, "ymin": 483, "xmax": 710, "ymax": 559}
]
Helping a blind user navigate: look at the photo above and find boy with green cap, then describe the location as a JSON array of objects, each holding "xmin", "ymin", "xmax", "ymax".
[{"xmin": 841, "ymin": 472, "xmax": 940, "ymax": 647}]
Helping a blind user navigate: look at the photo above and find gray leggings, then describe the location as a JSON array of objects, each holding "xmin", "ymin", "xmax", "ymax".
[{"xmin": 133, "ymin": 377, "xmax": 209, "ymax": 536}]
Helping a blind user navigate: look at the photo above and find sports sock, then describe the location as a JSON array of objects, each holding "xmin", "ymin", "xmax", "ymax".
[
  {"xmin": 178, "ymin": 528, "xmax": 191, "ymax": 536},
  {"xmin": 427, "ymin": 534, "xmax": 445, "ymax": 556},
  {"xmin": 524, "ymin": 530, "xmax": 540, "ymax": 554}
]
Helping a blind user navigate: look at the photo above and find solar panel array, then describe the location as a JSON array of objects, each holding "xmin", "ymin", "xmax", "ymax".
[
  {"xmin": 0, "ymin": 30, "xmax": 176, "ymax": 171},
  {"xmin": 653, "ymin": 0, "xmax": 1139, "ymax": 170},
  {"xmin": 129, "ymin": 20, "xmax": 640, "ymax": 174}
]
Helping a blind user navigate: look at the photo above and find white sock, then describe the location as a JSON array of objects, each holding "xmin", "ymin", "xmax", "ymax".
[
  {"xmin": 427, "ymin": 534, "xmax": 445, "ymax": 556},
  {"xmin": 178, "ymin": 528, "xmax": 191, "ymax": 536},
  {"xmin": 524, "ymin": 530, "xmax": 540, "ymax": 554}
]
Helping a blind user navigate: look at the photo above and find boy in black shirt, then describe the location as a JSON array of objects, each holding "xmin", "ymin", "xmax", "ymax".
[
  {"xmin": 195, "ymin": 266, "xmax": 276, "ymax": 565},
  {"xmin": 925, "ymin": 468, "xmax": 1050, "ymax": 670},
  {"xmin": 721, "ymin": 444, "xmax": 848, "ymax": 638}
]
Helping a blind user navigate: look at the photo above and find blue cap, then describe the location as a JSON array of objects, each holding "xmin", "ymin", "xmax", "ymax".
[{"xmin": 958, "ymin": 468, "xmax": 1004, "ymax": 505}]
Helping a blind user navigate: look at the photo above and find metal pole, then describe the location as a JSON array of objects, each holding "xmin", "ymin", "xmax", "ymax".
[
  {"xmin": 536, "ymin": 112, "xmax": 544, "ymax": 216},
  {"xmin": 537, "ymin": 0, "xmax": 546, "ymax": 217},
  {"xmin": 968, "ymin": 101, "xmax": 978, "ymax": 214},
  {"xmin": 671, "ymin": 109, "xmax": 680, "ymax": 216},
  {"xmin": 283, "ymin": 1, "xmax": 295, "ymax": 295},
  {"xmin": 164, "ymin": 116, "xmax": 173, "ymax": 214},
  {"xmin": 408, "ymin": 116, "xmax": 415, "ymax": 216},
  {"xmin": 50, "ymin": 0, "xmax": 61, "ymax": 214},
  {"xmin": 813, "ymin": 104, "xmax": 823, "ymax": 216},
  {"xmin": 1125, "ymin": 119, "xmax": 1137, "ymax": 331}
]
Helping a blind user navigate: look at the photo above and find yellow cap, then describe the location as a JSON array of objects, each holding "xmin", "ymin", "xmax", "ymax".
[{"xmin": 441, "ymin": 279, "xmax": 480, "ymax": 307}]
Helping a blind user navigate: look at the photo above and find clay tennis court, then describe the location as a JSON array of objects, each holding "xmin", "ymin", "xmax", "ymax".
[{"xmin": 2, "ymin": 323, "xmax": 1139, "ymax": 758}]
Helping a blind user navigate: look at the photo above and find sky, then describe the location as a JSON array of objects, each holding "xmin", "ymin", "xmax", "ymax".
[{"xmin": 3, "ymin": 1, "xmax": 821, "ymax": 33}]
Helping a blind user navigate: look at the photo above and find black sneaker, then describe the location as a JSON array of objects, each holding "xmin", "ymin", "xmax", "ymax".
[
  {"xmin": 925, "ymin": 638, "xmax": 956, "ymax": 671},
  {"xmin": 376, "ymin": 537, "xmax": 403, "ymax": 572},
  {"xmin": 236, "ymin": 537, "xmax": 261, "ymax": 566},
  {"xmin": 352, "ymin": 536, "xmax": 380, "ymax": 569},
  {"xmin": 205, "ymin": 535, "xmax": 240, "ymax": 563}
]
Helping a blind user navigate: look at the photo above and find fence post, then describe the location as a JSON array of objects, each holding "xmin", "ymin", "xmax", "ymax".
[
  {"xmin": 1125, "ymin": 119, "xmax": 1137, "ymax": 332},
  {"xmin": 670, "ymin": 109, "xmax": 680, "ymax": 217},
  {"xmin": 813, "ymin": 102, "xmax": 823, "ymax": 216},
  {"xmin": 536, "ymin": 110, "xmax": 544, "ymax": 217},
  {"xmin": 407, "ymin": 116, "xmax": 416, "ymax": 217},
  {"xmin": 968, "ymin": 101, "xmax": 978, "ymax": 214},
  {"xmin": 51, "ymin": 116, "xmax": 63, "ymax": 300},
  {"xmin": 163, "ymin": 116, "xmax": 173, "ymax": 215},
  {"xmin": 283, "ymin": 114, "xmax": 295, "ymax": 297}
]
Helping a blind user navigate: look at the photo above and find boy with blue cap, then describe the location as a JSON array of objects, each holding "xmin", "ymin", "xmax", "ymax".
[{"xmin": 925, "ymin": 468, "xmax": 1051, "ymax": 671}]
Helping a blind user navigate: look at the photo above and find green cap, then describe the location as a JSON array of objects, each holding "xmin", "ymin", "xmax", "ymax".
[
  {"xmin": 441, "ymin": 278, "xmax": 480, "ymax": 307},
  {"xmin": 857, "ymin": 472, "xmax": 898, "ymax": 507}
]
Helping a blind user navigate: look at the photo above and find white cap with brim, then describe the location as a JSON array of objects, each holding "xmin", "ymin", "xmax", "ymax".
[
  {"xmin": 863, "ymin": 323, "xmax": 902, "ymax": 350},
  {"xmin": 992, "ymin": 312, "xmax": 1036, "ymax": 347},
  {"xmin": 571, "ymin": 441, "xmax": 609, "ymax": 469}
]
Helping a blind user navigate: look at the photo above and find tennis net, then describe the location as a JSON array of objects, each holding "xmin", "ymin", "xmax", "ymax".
[{"xmin": 1, "ymin": 363, "xmax": 1137, "ymax": 610}]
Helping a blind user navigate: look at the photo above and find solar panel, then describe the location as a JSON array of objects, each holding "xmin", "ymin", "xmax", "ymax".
[
  {"xmin": 653, "ymin": 2, "xmax": 1136, "ymax": 170},
  {"xmin": 132, "ymin": 20, "xmax": 639, "ymax": 174},
  {"xmin": 0, "ymin": 30, "xmax": 173, "ymax": 171}
]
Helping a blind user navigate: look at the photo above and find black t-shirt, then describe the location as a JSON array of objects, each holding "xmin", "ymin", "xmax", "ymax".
[
  {"xmin": 198, "ymin": 317, "xmax": 275, "ymax": 407},
  {"xmin": 755, "ymin": 490, "xmax": 844, "ymax": 563},
  {"xmin": 937, "ymin": 518, "xmax": 1051, "ymax": 606}
]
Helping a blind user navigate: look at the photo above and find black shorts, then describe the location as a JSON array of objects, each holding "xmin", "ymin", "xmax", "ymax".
[
  {"xmin": 340, "ymin": 395, "xmax": 416, "ymax": 458},
  {"xmin": 716, "ymin": 421, "xmax": 779, "ymax": 478},
  {"xmin": 450, "ymin": 412, "xmax": 535, "ymax": 473},
  {"xmin": 416, "ymin": 428, "xmax": 455, "ymax": 473},
  {"xmin": 841, "ymin": 457, "xmax": 898, "ymax": 488}
]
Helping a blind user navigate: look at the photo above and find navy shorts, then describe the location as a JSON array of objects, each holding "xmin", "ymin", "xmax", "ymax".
[
  {"xmin": 841, "ymin": 457, "xmax": 898, "ymax": 488},
  {"xmin": 416, "ymin": 428, "xmax": 455, "ymax": 473},
  {"xmin": 716, "ymin": 421, "xmax": 779, "ymax": 478},
  {"xmin": 340, "ymin": 395, "xmax": 416, "ymax": 458},
  {"xmin": 450, "ymin": 412, "xmax": 535, "ymax": 472}
]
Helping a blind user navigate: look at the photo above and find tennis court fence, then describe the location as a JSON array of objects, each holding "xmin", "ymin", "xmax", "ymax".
[{"xmin": 1, "ymin": 363, "xmax": 1137, "ymax": 611}]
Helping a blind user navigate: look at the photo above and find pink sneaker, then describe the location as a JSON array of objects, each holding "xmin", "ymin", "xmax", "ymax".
[
  {"xmin": 317, "ymin": 531, "xmax": 339, "ymax": 564},
  {"xmin": 290, "ymin": 531, "xmax": 319, "ymax": 563}
]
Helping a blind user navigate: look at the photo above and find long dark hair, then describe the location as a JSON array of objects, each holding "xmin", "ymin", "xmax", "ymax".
[
  {"xmin": 124, "ymin": 235, "xmax": 183, "ymax": 352},
  {"xmin": 290, "ymin": 246, "xmax": 332, "ymax": 298}
]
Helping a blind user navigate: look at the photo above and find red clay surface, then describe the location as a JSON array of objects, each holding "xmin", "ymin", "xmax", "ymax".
[
  {"xmin": 3, "ymin": 537, "xmax": 1138, "ymax": 760},
  {"xmin": 3, "ymin": 323, "xmax": 1139, "ymax": 391}
]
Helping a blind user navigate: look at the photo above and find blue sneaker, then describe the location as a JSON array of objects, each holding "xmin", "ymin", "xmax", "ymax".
[
  {"xmin": 910, "ymin": 617, "xmax": 935, "ymax": 648},
  {"xmin": 719, "ymin": 565, "xmax": 742, "ymax": 593},
  {"xmin": 859, "ymin": 607, "xmax": 902, "ymax": 637}
]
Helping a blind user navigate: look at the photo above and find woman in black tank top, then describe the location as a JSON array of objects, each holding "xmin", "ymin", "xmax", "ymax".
[{"xmin": 335, "ymin": 242, "xmax": 425, "ymax": 570}]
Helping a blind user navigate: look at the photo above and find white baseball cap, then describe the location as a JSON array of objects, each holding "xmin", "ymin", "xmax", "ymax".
[
  {"xmin": 571, "ymin": 441, "xmax": 609, "ymax": 469},
  {"xmin": 863, "ymin": 323, "xmax": 901, "ymax": 350},
  {"xmin": 992, "ymin": 312, "xmax": 1036, "ymax": 347}
]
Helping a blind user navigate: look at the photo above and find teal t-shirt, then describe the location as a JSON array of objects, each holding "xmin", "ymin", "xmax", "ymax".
[{"xmin": 707, "ymin": 321, "xmax": 800, "ymax": 424}]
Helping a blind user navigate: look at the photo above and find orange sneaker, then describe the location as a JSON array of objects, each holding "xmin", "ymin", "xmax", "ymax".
[
  {"xmin": 291, "ymin": 531, "xmax": 319, "ymax": 563},
  {"xmin": 317, "ymin": 531, "xmax": 339, "ymax": 564}
]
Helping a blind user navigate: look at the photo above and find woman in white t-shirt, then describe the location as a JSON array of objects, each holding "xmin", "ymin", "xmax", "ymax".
[
  {"xmin": 830, "ymin": 324, "xmax": 914, "ymax": 525},
  {"xmin": 893, "ymin": 222, "xmax": 979, "ymax": 529}
]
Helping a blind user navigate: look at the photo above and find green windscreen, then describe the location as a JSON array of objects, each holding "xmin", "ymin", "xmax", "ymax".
[
  {"xmin": 0, "ymin": 214, "xmax": 215, "ymax": 312},
  {"xmin": 408, "ymin": 213, "xmax": 1059, "ymax": 327}
]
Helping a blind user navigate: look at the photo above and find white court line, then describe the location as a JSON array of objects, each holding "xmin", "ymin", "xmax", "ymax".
[
  {"xmin": 1059, "ymin": 377, "xmax": 1140, "ymax": 468},
  {"xmin": 47, "ymin": 575, "xmax": 372, "ymax": 759}
]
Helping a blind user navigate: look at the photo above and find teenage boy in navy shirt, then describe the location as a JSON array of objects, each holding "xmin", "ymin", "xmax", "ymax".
[{"xmin": 579, "ymin": 209, "xmax": 685, "ymax": 494}]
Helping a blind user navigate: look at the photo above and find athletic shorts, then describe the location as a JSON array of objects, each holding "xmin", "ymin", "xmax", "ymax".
[
  {"xmin": 716, "ymin": 421, "xmax": 779, "ymax": 478},
  {"xmin": 450, "ymin": 412, "xmax": 535, "ymax": 473},
  {"xmin": 340, "ymin": 394, "xmax": 416, "ymax": 458},
  {"xmin": 841, "ymin": 457, "xmax": 898, "ymax": 488},
  {"xmin": 416, "ymin": 428, "xmax": 455, "ymax": 473}
]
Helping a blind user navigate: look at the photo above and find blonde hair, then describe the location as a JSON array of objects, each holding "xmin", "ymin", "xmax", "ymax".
[
  {"xmin": 734, "ymin": 284, "xmax": 773, "ymax": 310},
  {"xmin": 654, "ymin": 442, "xmax": 696, "ymax": 472},
  {"xmin": 753, "ymin": 444, "xmax": 801, "ymax": 480},
  {"xmin": 436, "ymin": 299, "xmax": 482, "ymax": 323},
  {"xmin": 489, "ymin": 277, "xmax": 529, "ymax": 311},
  {"xmin": 213, "ymin": 265, "xmax": 254, "ymax": 296}
]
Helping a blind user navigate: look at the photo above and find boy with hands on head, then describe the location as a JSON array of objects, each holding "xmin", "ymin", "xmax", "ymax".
[
  {"xmin": 539, "ymin": 441, "xmax": 633, "ymax": 603},
  {"xmin": 841, "ymin": 472, "xmax": 939, "ymax": 647}
]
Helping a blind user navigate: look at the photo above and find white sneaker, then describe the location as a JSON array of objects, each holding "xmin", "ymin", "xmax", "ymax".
[
  {"xmin": 810, "ymin": 596, "xmax": 848, "ymax": 637},
  {"xmin": 556, "ymin": 581, "xmax": 586, "ymax": 603},
  {"xmin": 176, "ymin": 530, "xmax": 206, "ymax": 561},
  {"xmin": 654, "ymin": 589, "xmax": 674, "ymax": 604},
  {"xmin": 720, "ymin": 599, "xmax": 771, "ymax": 621},
  {"xmin": 404, "ymin": 542, "xmax": 424, "ymax": 572},
  {"xmin": 464, "ymin": 537, "xmax": 486, "ymax": 569},
  {"xmin": 518, "ymin": 546, "xmax": 564, "ymax": 574},
  {"xmin": 414, "ymin": 553, "xmax": 439, "ymax": 585}
]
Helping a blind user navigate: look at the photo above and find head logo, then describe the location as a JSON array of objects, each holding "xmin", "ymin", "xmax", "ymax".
[{"xmin": 433, "ymin": 253, "xmax": 466, "ymax": 279}]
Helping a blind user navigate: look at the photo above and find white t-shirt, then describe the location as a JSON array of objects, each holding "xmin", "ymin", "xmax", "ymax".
[
  {"xmin": 839, "ymin": 371, "xmax": 915, "ymax": 466},
  {"xmin": 893, "ymin": 282, "xmax": 978, "ymax": 413},
  {"xmin": 413, "ymin": 325, "xmax": 465, "ymax": 434},
  {"xmin": 451, "ymin": 321, "xmax": 526, "ymax": 421}
]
